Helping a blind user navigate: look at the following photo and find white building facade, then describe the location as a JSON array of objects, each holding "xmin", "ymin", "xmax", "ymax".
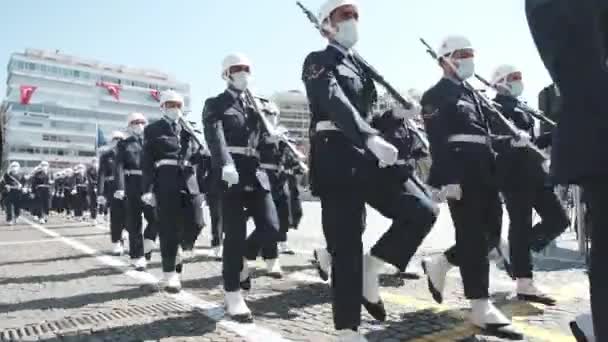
[
  {"xmin": 2, "ymin": 49, "xmax": 190, "ymax": 171},
  {"xmin": 271, "ymin": 90, "xmax": 311, "ymax": 155}
]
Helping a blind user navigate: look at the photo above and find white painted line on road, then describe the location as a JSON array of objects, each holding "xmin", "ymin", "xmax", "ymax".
[
  {"xmin": 21, "ymin": 217, "xmax": 291, "ymax": 342},
  {"xmin": 0, "ymin": 235, "xmax": 105, "ymax": 246}
]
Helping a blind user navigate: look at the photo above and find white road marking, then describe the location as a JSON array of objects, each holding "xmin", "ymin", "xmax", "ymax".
[
  {"xmin": 21, "ymin": 217, "xmax": 291, "ymax": 342},
  {"xmin": 0, "ymin": 235, "xmax": 105, "ymax": 246}
]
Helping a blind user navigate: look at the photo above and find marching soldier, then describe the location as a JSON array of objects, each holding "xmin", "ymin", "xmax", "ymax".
[
  {"xmin": 72, "ymin": 164, "xmax": 88, "ymax": 220},
  {"xmin": 142, "ymin": 90, "xmax": 204, "ymax": 293},
  {"xmin": 86, "ymin": 159, "xmax": 99, "ymax": 224},
  {"xmin": 115, "ymin": 112, "xmax": 157, "ymax": 271},
  {"xmin": 491, "ymin": 64, "xmax": 569, "ymax": 302},
  {"xmin": 527, "ymin": 1, "xmax": 608, "ymax": 340},
  {"xmin": 302, "ymin": 2, "xmax": 438, "ymax": 340},
  {"xmin": 31, "ymin": 161, "xmax": 51, "ymax": 224},
  {"xmin": 62, "ymin": 168, "xmax": 74, "ymax": 218},
  {"xmin": 419, "ymin": 35, "xmax": 522, "ymax": 339},
  {"xmin": 52, "ymin": 171, "xmax": 64, "ymax": 214},
  {"xmin": 98, "ymin": 131, "xmax": 127, "ymax": 255},
  {"xmin": 3, "ymin": 162, "xmax": 24, "ymax": 225},
  {"xmin": 203, "ymin": 53, "xmax": 281, "ymax": 322}
]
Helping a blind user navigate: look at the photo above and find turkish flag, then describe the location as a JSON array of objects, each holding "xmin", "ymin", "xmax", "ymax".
[
  {"xmin": 20, "ymin": 85, "xmax": 37, "ymax": 105},
  {"xmin": 150, "ymin": 89, "xmax": 160, "ymax": 102},
  {"xmin": 97, "ymin": 82, "xmax": 121, "ymax": 101}
]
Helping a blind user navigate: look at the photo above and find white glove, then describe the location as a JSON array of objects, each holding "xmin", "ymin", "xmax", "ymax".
[
  {"xmin": 392, "ymin": 98, "xmax": 422, "ymax": 120},
  {"xmin": 366, "ymin": 135, "xmax": 398, "ymax": 166},
  {"xmin": 71, "ymin": 189, "xmax": 77, "ymax": 195},
  {"xmin": 141, "ymin": 192, "xmax": 156, "ymax": 207},
  {"xmin": 97, "ymin": 196, "xmax": 106, "ymax": 205},
  {"xmin": 429, "ymin": 187, "xmax": 448, "ymax": 203},
  {"xmin": 511, "ymin": 131, "xmax": 531, "ymax": 148},
  {"xmin": 222, "ymin": 164, "xmax": 239, "ymax": 187},
  {"xmin": 114, "ymin": 190, "xmax": 125, "ymax": 200},
  {"xmin": 265, "ymin": 134, "xmax": 279, "ymax": 144},
  {"xmin": 441, "ymin": 184, "xmax": 463, "ymax": 200}
]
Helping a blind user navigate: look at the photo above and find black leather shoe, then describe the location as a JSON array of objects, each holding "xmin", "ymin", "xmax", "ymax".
[
  {"xmin": 176, "ymin": 263, "xmax": 183, "ymax": 274},
  {"xmin": 517, "ymin": 293, "xmax": 557, "ymax": 306},
  {"xmin": 362, "ymin": 297, "xmax": 386, "ymax": 322},
  {"xmin": 229, "ymin": 312, "xmax": 253, "ymax": 323}
]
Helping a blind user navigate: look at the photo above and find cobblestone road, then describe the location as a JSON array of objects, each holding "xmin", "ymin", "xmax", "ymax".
[{"xmin": 0, "ymin": 202, "xmax": 588, "ymax": 341}]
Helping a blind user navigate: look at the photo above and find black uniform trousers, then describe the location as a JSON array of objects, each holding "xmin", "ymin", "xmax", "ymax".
[
  {"xmin": 155, "ymin": 166, "xmax": 201, "ymax": 273},
  {"xmin": 74, "ymin": 186, "xmax": 88, "ymax": 217},
  {"xmin": 35, "ymin": 187, "xmax": 51, "ymax": 217},
  {"xmin": 63, "ymin": 189, "xmax": 73, "ymax": 215},
  {"xmin": 222, "ymin": 186, "xmax": 279, "ymax": 292},
  {"xmin": 502, "ymin": 183, "xmax": 569, "ymax": 279},
  {"xmin": 5, "ymin": 190, "xmax": 21, "ymax": 222},
  {"xmin": 287, "ymin": 176, "xmax": 303, "ymax": 229},
  {"xmin": 443, "ymin": 182, "xmax": 503, "ymax": 300},
  {"xmin": 105, "ymin": 179, "xmax": 126, "ymax": 243},
  {"xmin": 273, "ymin": 181, "xmax": 291, "ymax": 243},
  {"xmin": 207, "ymin": 191, "xmax": 223, "ymax": 247},
  {"xmin": 88, "ymin": 187, "xmax": 98, "ymax": 219},
  {"xmin": 580, "ymin": 180, "xmax": 607, "ymax": 341},
  {"xmin": 321, "ymin": 173, "xmax": 437, "ymax": 330},
  {"xmin": 125, "ymin": 175, "xmax": 147, "ymax": 259}
]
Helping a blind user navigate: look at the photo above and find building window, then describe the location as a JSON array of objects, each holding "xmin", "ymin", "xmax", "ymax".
[
  {"xmin": 27, "ymin": 62, "xmax": 36, "ymax": 70},
  {"xmin": 19, "ymin": 121, "xmax": 44, "ymax": 127},
  {"xmin": 78, "ymin": 151, "xmax": 96, "ymax": 157},
  {"xmin": 73, "ymin": 70, "xmax": 80, "ymax": 78}
]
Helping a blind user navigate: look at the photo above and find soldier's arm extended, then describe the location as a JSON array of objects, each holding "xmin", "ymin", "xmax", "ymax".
[
  {"xmin": 302, "ymin": 53, "xmax": 377, "ymax": 148},
  {"xmin": 141, "ymin": 127, "xmax": 155, "ymax": 193},
  {"xmin": 202, "ymin": 98, "xmax": 234, "ymax": 170},
  {"xmin": 114, "ymin": 142, "xmax": 126, "ymax": 192}
]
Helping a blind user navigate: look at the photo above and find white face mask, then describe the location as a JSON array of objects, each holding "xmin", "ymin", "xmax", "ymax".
[
  {"xmin": 229, "ymin": 71, "xmax": 250, "ymax": 91},
  {"xmin": 453, "ymin": 57, "xmax": 475, "ymax": 80},
  {"xmin": 9, "ymin": 167, "xmax": 19, "ymax": 174},
  {"xmin": 507, "ymin": 80, "xmax": 524, "ymax": 97},
  {"xmin": 42, "ymin": 166, "xmax": 49, "ymax": 173},
  {"xmin": 129, "ymin": 124, "xmax": 144, "ymax": 136},
  {"xmin": 163, "ymin": 107, "xmax": 183, "ymax": 121},
  {"xmin": 333, "ymin": 19, "xmax": 359, "ymax": 49}
]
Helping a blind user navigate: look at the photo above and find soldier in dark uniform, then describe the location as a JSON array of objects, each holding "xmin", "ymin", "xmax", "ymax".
[
  {"xmin": 203, "ymin": 53, "xmax": 281, "ymax": 323},
  {"xmin": 62, "ymin": 168, "xmax": 74, "ymax": 218},
  {"xmin": 284, "ymin": 141, "xmax": 305, "ymax": 234},
  {"xmin": 98, "ymin": 131, "xmax": 127, "ymax": 255},
  {"xmin": 491, "ymin": 65, "xmax": 569, "ymax": 290},
  {"xmin": 526, "ymin": 1, "xmax": 608, "ymax": 340},
  {"xmin": 51, "ymin": 171, "xmax": 63, "ymax": 214},
  {"xmin": 203, "ymin": 153, "xmax": 223, "ymax": 259},
  {"xmin": 86, "ymin": 159, "xmax": 99, "ymax": 224},
  {"xmin": 72, "ymin": 164, "xmax": 88, "ymax": 220},
  {"xmin": 142, "ymin": 90, "xmax": 203, "ymax": 293},
  {"xmin": 538, "ymin": 83, "xmax": 561, "ymax": 135},
  {"xmin": 3, "ymin": 162, "xmax": 24, "ymax": 225},
  {"xmin": 301, "ymin": 2, "xmax": 439, "ymax": 339},
  {"xmin": 31, "ymin": 161, "xmax": 51, "ymax": 224},
  {"xmin": 419, "ymin": 35, "xmax": 522, "ymax": 339},
  {"xmin": 115, "ymin": 112, "xmax": 157, "ymax": 271}
]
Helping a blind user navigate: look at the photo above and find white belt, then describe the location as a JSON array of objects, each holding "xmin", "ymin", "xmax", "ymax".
[
  {"xmin": 260, "ymin": 163, "xmax": 281, "ymax": 171},
  {"xmin": 76, "ymin": 184, "xmax": 87, "ymax": 187},
  {"xmin": 394, "ymin": 159, "xmax": 408, "ymax": 166},
  {"xmin": 36, "ymin": 184, "xmax": 50, "ymax": 188},
  {"xmin": 155, "ymin": 159, "xmax": 192, "ymax": 168},
  {"xmin": 316, "ymin": 121, "xmax": 340, "ymax": 132},
  {"xmin": 226, "ymin": 146, "xmax": 259, "ymax": 158},
  {"xmin": 104, "ymin": 176, "xmax": 115, "ymax": 181},
  {"xmin": 447, "ymin": 134, "xmax": 489, "ymax": 145},
  {"xmin": 124, "ymin": 170, "xmax": 143, "ymax": 176}
]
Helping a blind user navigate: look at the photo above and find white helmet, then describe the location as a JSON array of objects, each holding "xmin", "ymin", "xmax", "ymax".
[
  {"xmin": 160, "ymin": 90, "xmax": 184, "ymax": 107},
  {"xmin": 318, "ymin": 0, "xmax": 358, "ymax": 24},
  {"xmin": 111, "ymin": 130, "xmax": 126, "ymax": 141},
  {"xmin": 438, "ymin": 35, "xmax": 473, "ymax": 57},
  {"xmin": 127, "ymin": 112, "xmax": 147, "ymax": 125},
  {"xmin": 491, "ymin": 64, "xmax": 521, "ymax": 85},
  {"xmin": 407, "ymin": 88, "xmax": 423, "ymax": 102},
  {"xmin": 9, "ymin": 161, "xmax": 20, "ymax": 169},
  {"xmin": 221, "ymin": 53, "xmax": 252, "ymax": 79},
  {"xmin": 39, "ymin": 161, "xmax": 49, "ymax": 168}
]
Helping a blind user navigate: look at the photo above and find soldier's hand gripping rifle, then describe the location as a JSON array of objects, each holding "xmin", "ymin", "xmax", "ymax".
[
  {"xmin": 419, "ymin": 38, "xmax": 549, "ymax": 161},
  {"xmin": 296, "ymin": 1, "xmax": 430, "ymax": 151},
  {"xmin": 243, "ymin": 89, "xmax": 309, "ymax": 173},
  {"xmin": 474, "ymin": 73, "xmax": 557, "ymax": 127}
]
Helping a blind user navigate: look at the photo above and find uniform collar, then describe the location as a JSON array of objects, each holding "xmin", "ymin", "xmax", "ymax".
[
  {"xmin": 226, "ymin": 87, "xmax": 246, "ymax": 100},
  {"xmin": 328, "ymin": 42, "xmax": 352, "ymax": 57}
]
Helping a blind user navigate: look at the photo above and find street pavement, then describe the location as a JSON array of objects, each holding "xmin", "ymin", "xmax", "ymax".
[{"xmin": 0, "ymin": 202, "xmax": 588, "ymax": 341}]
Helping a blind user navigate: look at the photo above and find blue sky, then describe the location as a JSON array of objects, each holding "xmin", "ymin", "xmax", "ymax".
[{"xmin": 0, "ymin": 0, "xmax": 551, "ymax": 117}]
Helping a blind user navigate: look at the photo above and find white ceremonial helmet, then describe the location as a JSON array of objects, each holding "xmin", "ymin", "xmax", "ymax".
[
  {"xmin": 318, "ymin": 0, "xmax": 358, "ymax": 25},
  {"xmin": 111, "ymin": 130, "xmax": 126, "ymax": 141},
  {"xmin": 221, "ymin": 53, "xmax": 252, "ymax": 79},
  {"xmin": 438, "ymin": 35, "xmax": 473, "ymax": 57},
  {"xmin": 127, "ymin": 112, "xmax": 147, "ymax": 125},
  {"xmin": 491, "ymin": 64, "xmax": 524, "ymax": 97},
  {"xmin": 159, "ymin": 90, "xmax": 184, "ymax": 107}
]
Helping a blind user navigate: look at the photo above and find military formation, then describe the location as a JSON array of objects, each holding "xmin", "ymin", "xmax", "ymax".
[{"xmin": 0, "ymin": 0, "xmax": 604, "ymax": 341}]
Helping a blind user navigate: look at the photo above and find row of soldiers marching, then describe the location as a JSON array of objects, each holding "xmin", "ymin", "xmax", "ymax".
[{"xmin": 1, "ymin": 161, "xmax": 100, "ymax": 225}]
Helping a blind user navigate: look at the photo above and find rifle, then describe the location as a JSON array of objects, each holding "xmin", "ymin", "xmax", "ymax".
[
  {"xmin": 474, "ymin": 73, "xmax": 557, "ymax": 127},
  {"xmin": 296, "ymin": 1, "xmax": 429, "ymax": 151},
  {"xmin": 419, "ymin": 38, "xmax": 549, "ymax": 161},
  {"xmin": 243, "ymin": 89, "xmax": 309, "ymax": 173}
]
